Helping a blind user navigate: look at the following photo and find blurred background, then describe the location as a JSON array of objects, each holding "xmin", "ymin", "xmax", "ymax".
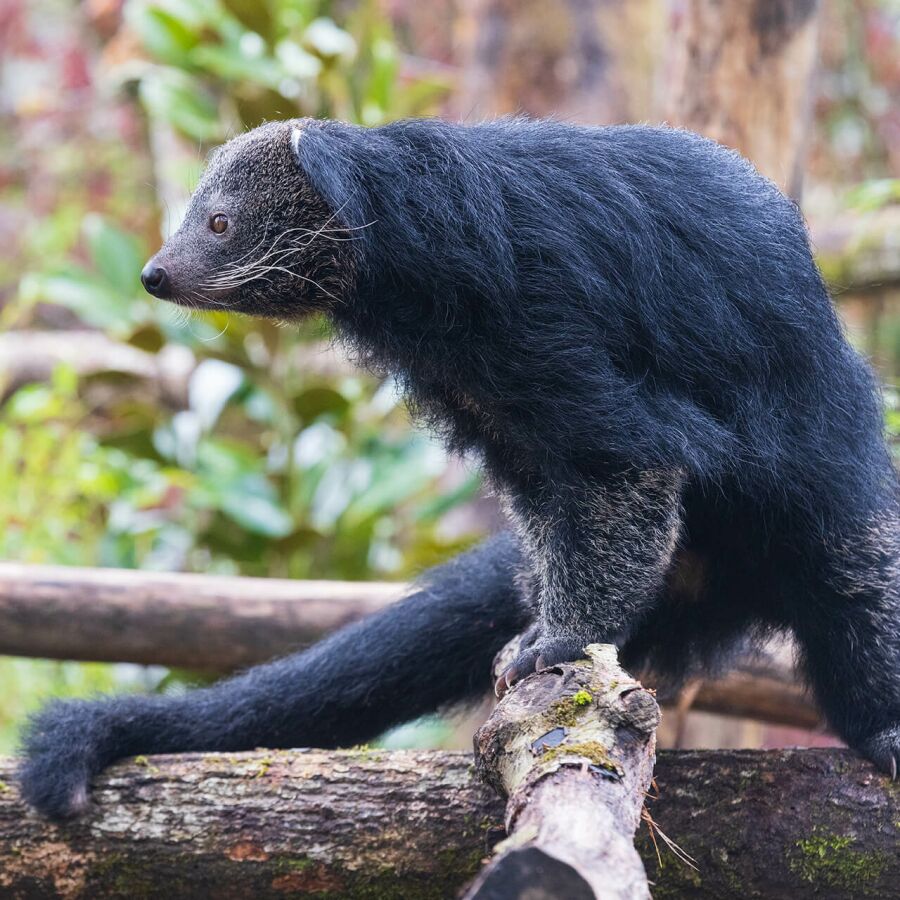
[{"xmin": 0, "ymin": 0, "xmax": 898, "ymax": 753}]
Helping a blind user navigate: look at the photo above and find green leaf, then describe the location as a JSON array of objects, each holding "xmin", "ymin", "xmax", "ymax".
[
  {"xmin": 303, "ymin": 18, "xmax": 356, "ymax": 60},
  {"xmin": 83, "ymin": 214, "xmax": 145, "ymax": 296},
  {"xmin": 292, "ymin": 386, "xmax": 349, "ymax": 421},
  {"xmin": 219, "ymin": 489, "xmax": 294, "ymax": 537},
  {"xmin": 5, "ymin": 385, "xmax": 61, "ymax": 423},
  {"xmin": 18, "ymin": 269, "xmax": 146, "ymax": 333},
  {"xmin": 131, "ymin": 5, "xmax": 202, "ymax": 66},
  {"xmin": 844, "ymin": 179, "xmax": 900, "ymax": 213},
  {"xmin": 139, "ymin": 71, "xmax": 222, "ymax": 142},
  {"xmin": 220, "ymin": 0, "xmax": 276, "ymax": 43},
  {"xmin": 190, "ymin": 44, "xmax": 284, "ymax": 89}
]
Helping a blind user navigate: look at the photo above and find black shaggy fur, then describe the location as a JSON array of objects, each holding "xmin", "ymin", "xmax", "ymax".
[{"xmin": 20, "ymin": 117, "xmax": 900, "ymax": 819}]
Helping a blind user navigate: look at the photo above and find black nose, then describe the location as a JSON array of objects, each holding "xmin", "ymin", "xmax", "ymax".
[{"xmin": 141, "ymin": 262, "xmax": 171, "ymax": 298}]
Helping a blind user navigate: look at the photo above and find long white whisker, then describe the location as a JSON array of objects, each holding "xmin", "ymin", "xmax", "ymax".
[
  {"xmin": 202, "ymin": 244, "xmax": 311, "ymax": 287},
  {"xmin": 196, "ymin": 201, "xmax": 371, "ymax": 298}
]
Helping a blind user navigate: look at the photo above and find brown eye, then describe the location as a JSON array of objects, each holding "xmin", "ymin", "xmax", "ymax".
[{"xmin": 210, "ymin": 213, "xmax": 228, "ymax": 234}]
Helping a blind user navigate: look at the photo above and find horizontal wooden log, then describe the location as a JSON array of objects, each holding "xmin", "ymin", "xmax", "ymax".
[
  {"xmin": 689, "ymin": 663, "xmax": 822, "ymax": 730},
  {"xmin": 814, "ymin": 208, "xmax": 900, "ymax": 292},
  {"xmin": 638, "ymin": 748, "xmax": 900, "ymax": 900},
  {"xmin": 0, "ymin": 748, "xmax": 895, "ymax": 899},
  {"xmin": 0, "ymin": 562, "xmax": 402, "ymax": 671},
  {"xmin": 0, "ymin": 563, "xmax": 825, "ymax": 730},
  {"xmin": 0, "ymin": 331, "xmax": 193, "ymax": 406},
  {"xmin": 0, "ymin": 332, "xmax": 356, "ymax": 403}
]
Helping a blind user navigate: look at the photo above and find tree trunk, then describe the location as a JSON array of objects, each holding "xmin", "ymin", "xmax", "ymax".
[
  {"xmin": 455, "ymin": 0, "xmax": 663, "ymax": 124},
  {"xmin": 663, "ymin": 0, "xmax": 822, "ymax": 198},
  {"xmin": 466, "ymin": 643, "xmax": 659, "ymax": 899},
  {"xmin": 0, "ymin": 749, "xmax": 896, "ymax": 899}
]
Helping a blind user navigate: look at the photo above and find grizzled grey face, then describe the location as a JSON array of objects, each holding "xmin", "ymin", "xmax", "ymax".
[{"xmin": 141, "ymin": 120, "xmax": 351, "ymax": 318}]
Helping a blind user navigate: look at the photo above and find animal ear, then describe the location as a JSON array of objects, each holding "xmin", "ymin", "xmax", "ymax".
[{"xmin": 288, "ymin": 120, "xmax": 367, "ymax": 231}]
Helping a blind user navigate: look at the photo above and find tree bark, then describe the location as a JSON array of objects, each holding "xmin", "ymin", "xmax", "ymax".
[
  {"xmin": 663, "ymin": 0, "xmax": 822, "ymax": 198},
  {"xmin": 466, "ymin": 642, "xmax": 659, "ymax": 899},
  {"xmin": 455, "ymin": 0, "xmax": 663, "ymax": 124},
  {"xmin": 0, "ymin": 748, "xmax": 896, "ymax": 899},
  {"xmin": 640, "ymin": 748, "xmax": 900, "ymax": 900}
]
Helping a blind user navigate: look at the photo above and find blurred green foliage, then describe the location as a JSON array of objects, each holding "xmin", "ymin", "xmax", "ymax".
[
  {"xmin": 7, "ymin": 0, "xmax": 465, "ymax": 580},
  {"xmin": 10, "ymin": 214, "xmax": 479, "ymax": 579},
  {"xmin": 0, "ymin": 0, "xmax": 465, "ymax": 749},
  {"xmin": 844, "ymin": 178, "xmax": 900, "ymax": 213},
  {"xmin": 124, "ymin": 0, "xmax": 447, "ymax": 139}
]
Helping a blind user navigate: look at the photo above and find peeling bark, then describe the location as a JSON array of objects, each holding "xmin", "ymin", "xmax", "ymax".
[{"xmin": 465, "ymin": 643, "xmax": 659, "ymax": 899}]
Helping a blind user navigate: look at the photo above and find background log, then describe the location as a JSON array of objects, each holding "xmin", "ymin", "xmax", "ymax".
[
  {"xmin": 0, "ymin": 562, "xmax": 825, "ymax": 730},
  {"xmin": 655, "ymin": 637, "xmax": 825, "ymax": 731},
  {"xmin": 0, "ymin": 331, "xmax": 194, "ymax": 406},
  {"xmin": 0, "ymin": 748, "xmax": 896, "ymax": 899},
  {"xmin": 0, "ymin": 562, "xmax": 401, "ymax": 671}
]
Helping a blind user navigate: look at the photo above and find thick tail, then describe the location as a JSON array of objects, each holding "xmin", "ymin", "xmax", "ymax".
[{"xmin": 19, "ymin": 532, "xmax": 528, "ymax": 819}]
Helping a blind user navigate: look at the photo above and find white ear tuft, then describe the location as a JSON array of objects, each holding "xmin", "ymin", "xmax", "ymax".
[{"xmin": 290, "ymin": 127, "xmax": 304, "ymax": 160}]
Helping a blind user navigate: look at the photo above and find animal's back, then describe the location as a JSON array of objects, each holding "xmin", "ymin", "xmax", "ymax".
[{"xmin": 315, "ymin": 118, "xmax": 892, "ymax": 529}]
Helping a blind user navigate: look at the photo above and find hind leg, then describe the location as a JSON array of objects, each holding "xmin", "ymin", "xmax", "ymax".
[
  {"xmin": 792, "ymin": 515, "xmax": 900, "ymax": 777},
  {"xmin": 794, "ymin": 606, "xmax": 900, "ymax": 777}
]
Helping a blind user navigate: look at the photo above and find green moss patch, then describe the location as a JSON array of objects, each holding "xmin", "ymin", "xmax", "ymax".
[{"xmin": 789, "ymin": 831, "xmax": 889, "ymax": 891}]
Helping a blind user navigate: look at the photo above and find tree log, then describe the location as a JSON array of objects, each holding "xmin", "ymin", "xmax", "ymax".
[
  {"xmin": 639, "ymin": 748, "xmax": 900, "ymax": 900},
  {"xmin": 466, "ymin": 643, "xmax": 659, "ymax": 899},
  {"xmin": 0, "ymin": 562, "xmax": 826, "ymax": 731},
  {"xmin": 0, "ymin": 562, "xmax": 401, "ymax": 671},
  {"xmin": 813, "ymin": 208, "xmax": 900, "ymax": 292},
  {"xmin": 656, "ymin": 637, "xmax": 825, "ymax": 731},
  {"xmin": 0, "ymin": 748, "xmax": 896, "ymax": 899},
  {"xmin": 663, "ymin": 0, "xmax": 822, "ymax": 198},
  {"xmin": 0, "ymin": 331, "xmax": 194, "ymax": 406}
]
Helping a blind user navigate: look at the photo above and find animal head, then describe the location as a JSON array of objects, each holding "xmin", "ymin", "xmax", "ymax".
[{"xmin": 141, "ymin": 120, "xmax": 354, "ymax": 318}]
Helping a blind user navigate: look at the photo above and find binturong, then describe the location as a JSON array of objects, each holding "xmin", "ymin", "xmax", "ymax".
[{"xmin": 21, "ymin": 117, "xmax": 900, "ymax": 819}]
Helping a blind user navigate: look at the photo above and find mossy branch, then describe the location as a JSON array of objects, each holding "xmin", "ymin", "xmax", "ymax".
[
  {"xmin": 465, "ymin": 642, "xmax": 660, "ymax": 899},
  {"xmin": 0, "ymin": 747, "xmax": 897, "ymax": 898}
]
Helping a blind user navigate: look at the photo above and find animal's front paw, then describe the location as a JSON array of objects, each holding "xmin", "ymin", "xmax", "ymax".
[
  {"xmin": 494, "ymin": 634, "xmax": 587, "ymax": 698},
  {"xmin": 858, "ymin": 726, "xmax": 900, "ymax": 780}
]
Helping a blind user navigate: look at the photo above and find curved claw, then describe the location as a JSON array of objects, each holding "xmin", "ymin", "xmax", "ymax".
[
  {"xmin": 494, "ymin": 636, "xmax": 588, "ymax": 698},
  {"xmin": 857, "ymin": 726, "xmax": 900, "ymax": 781},
  {"xmin": 495, "ymin": 647, "xmax": 542, "ymax": 698}
]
